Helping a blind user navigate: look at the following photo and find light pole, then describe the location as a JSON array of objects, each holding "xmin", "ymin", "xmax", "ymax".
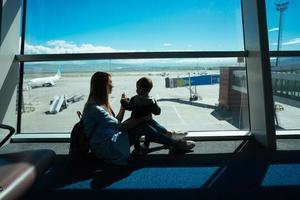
[{"xmin": 275, "ymin": 1, "xmax": 289, "ymax": 67}]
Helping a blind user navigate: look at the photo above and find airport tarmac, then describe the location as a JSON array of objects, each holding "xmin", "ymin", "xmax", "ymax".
[{"xmin": 21, "ymin": 71, "xmax": 300, "ymax": 133}]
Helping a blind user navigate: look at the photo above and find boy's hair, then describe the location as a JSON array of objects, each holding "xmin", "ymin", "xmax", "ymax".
[{"xmin": 137, "ymin": 77, "xmax": 153, "ymax": 93}]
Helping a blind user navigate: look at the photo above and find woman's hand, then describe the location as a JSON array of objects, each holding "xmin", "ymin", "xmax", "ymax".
[{"xmin": 116, "ymin": 94, "xmax": 128, "ymax": 122}]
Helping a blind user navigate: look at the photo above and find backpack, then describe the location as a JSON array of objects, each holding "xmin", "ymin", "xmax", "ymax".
[{"xmin": 69, "ymin": 111, "xmax": 96, "ymax": 161}]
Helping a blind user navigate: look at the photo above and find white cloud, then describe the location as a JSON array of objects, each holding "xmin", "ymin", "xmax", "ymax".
[
  {"xmin": 272, "ymin": 38, "xmax": 300, "ymax": 46},
  {"xmin": 282, "ymin": 38, "xmax": 300, "ymax": 45},
  {"xmin": 163, "ymin": 43, "xmax": 172, "ymax": 47},
  {"xmin": 25, "ymin": 40, "xmax": 117, "ymax": 54},
  {"xmin": 268, "ymin": 27, "xmax": 279, "ymax": 32},
  {"xmin": 24, "ymin": 40, "xmax": 238, "ymax": 66}
]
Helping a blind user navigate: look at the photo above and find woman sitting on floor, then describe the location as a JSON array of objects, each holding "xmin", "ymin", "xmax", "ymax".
[{"xmin": 82, "ymin": 72, "xmax": 195, "ymax": 165}]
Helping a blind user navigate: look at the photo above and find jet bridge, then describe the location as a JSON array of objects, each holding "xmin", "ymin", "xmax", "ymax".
[{"xmin": 165, "ymin": 74, "xmax": 220, "ymax": 101}]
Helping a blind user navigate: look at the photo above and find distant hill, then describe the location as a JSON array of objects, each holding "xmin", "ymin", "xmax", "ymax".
[
  {"xmin": 25, "ymin": 59, "xmax": 240, "ymax": 73},
  {"xmin": 271, "ymin": 57, "xmax": 300, "ymax": 71},
  {"xmin": 25, "ymin": 56, "xmax": 300, "ymax": 74}
]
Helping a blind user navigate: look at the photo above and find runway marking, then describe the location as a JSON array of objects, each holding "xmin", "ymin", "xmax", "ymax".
[{"xmin": 172, "ymin": 105, "xmax": 187, "ymax": 125}]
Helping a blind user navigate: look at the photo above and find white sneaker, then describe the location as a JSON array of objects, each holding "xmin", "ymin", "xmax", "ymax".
[{"xmin": 171, "ymin": 131, "xmax": 188, "ymax": 140}]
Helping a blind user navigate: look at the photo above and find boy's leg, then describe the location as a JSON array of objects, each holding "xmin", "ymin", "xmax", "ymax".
[
  {"xmin": 143, "ymin": 120, "xmax": 168, "ymax": 149},
  {"xmin": 128, "ymin": 129, "xmax": 144, "ymax": 155},
  {"xmin": 148, "ymin": 120, "xmax": 168, "ymax": 134},
  {"xmin": 127, "ymin": 122, "xmax": 195, "ymax": 151},
  {"xmin": 148, "ymin": 120, "xmax": 188, "ymax": 140},
  {"xmin": 142, "ymin": 135, "xmax": 150, "ymax": 151},
  {"xmin": 143, "ymin": 137, "xmax": 150, "ymax": 148},
  {"xmin": 134, "ymin": 141, "xmax": 142, "ymax": 151},
  {"xmin": 127, "ymin": 122, "xmax": 173, "ymax": 147}
]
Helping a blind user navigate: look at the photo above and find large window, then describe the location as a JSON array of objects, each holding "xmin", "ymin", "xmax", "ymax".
[
  {"xmin": 17, "ymin": 0, "xmax": 251, "ymax": 135},
  {"xmin": 21, "ymin": 58, "xmax": 249, "ymax": 133},
  {"xmin": 25, "ymin": 0, "xmax": 244, "ymax": 54}
]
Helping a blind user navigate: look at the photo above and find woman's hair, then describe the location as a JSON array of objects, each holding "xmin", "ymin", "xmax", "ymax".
[{"xmin": 87, "ymin": 71, "xmax": 112, "ymax": 114}]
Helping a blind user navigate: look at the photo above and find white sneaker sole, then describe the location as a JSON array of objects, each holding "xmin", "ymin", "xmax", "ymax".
[{"xmin": 171, "ymin": 132, "xmax": 188, "ymax": 140}]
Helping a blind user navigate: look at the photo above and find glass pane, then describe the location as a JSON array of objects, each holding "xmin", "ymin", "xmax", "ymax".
[
  {"xmin": 266, "ymin": 0, "xmax": 300, "ymax": 51},
  {"xmin": 21, "ymin": 58, "xmax": 249, "ymax": 133},
  {"xmin": 25, "ymin": 0, "xmax": 244, "ymax": 54},
  {"xmin": 271, "ymin": 57, "xmax": 300, "ymax": 131}
]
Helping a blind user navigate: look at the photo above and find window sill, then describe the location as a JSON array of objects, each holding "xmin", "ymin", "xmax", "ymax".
[{"xmin": 11, "ymin": 131, "xmax": 251, "ymax": 143}]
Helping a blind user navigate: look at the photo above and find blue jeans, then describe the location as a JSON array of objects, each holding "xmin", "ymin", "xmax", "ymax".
[
  {"xmin": 127, "ymin": 120, "xmax": 172, "ymax": 150},
  {"xmin": 143, "ymin": 120, "xmax": 168, "ymax": 148}
]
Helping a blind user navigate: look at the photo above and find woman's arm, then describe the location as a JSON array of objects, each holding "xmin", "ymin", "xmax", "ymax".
[
  {"xmin": 115, "ymin": 106, "xmax": 125, "ymax": 123},
  {"xmin": 120, "ymin": 115, "xmax": 152, "ymax": 131},
  {"xmin": 115, "ymin": 93, "xmax": 128, "ymax": 123}
]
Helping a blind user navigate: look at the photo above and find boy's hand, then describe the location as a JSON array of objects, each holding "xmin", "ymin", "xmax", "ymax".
[
  {"xmin": 123, "ymin": 93, "xmax": 130, "ymax": 100},
  {"xmin": 120, "ymin": 93, "xmax": 130, "ymax": 103}
]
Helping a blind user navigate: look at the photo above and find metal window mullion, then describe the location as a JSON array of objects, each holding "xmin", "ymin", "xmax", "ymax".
[
  {"xmin": 16, "ymin": 51, "xmax": 248, "ymax": 62},
  {"xmin": 17, "ymin": 0, "xmax": 27, "ymax": 133},
  {"xmin": 241, "ymin": 0, "xmax": 276, "ymax": 149},
  {"xmin": 270, "ymin": 51, "xmax": 300, "ymax": 57}
]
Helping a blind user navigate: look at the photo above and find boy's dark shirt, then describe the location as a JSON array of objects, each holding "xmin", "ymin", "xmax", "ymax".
[{"xmin": 121, "ymin": 95, "xmax": 161, "ymax": 119}]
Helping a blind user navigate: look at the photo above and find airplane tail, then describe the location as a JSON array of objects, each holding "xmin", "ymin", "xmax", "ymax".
[{"xmin": 55, "ymin": 67, "xmax": 61, "ymax": 79}]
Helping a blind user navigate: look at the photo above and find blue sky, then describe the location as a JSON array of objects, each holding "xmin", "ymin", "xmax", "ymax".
[
  {"xmin": 25, "ymin": 0, "xmax": 243, "ymax": 53},
  {"xmin": 25, "ymin": 0, "xmax": 299, "ymax": 54}
]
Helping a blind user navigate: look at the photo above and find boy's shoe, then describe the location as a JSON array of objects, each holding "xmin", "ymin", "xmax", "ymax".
[
  {"xmin": 171, "ymin": 131, "xmax": 188, "ymax": 140},
  {"xmin": 170, "ymin": 140, "xmax": 195, "ymax": 151}
]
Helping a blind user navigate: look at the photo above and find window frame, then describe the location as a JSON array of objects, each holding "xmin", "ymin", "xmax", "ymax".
[{"xmin": 15, "ymin": 0, "xmax": 300, "ymax": 146}]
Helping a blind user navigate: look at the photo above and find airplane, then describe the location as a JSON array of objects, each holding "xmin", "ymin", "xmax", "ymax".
[{"xmin": 27, "ymin": 68, "xmax": 61, "ymax": 88}]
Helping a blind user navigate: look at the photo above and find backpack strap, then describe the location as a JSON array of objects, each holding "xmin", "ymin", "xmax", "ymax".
[
  {"xmin": 87, "ymin": 121, "xmax": 98, "ymax": 140},
  {"xmin": 77, "ymin": 111, "xmax": 97, "ymax": 140}
]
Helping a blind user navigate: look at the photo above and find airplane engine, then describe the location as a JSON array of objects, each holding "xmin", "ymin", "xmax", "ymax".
[{"xmin": 42, "ymin": 82, "xmax": 55, "ymax": 87}]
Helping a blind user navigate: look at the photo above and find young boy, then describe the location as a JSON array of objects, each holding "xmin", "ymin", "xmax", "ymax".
[{"xmin": 121, "ymin": 77, "xmax": 187, "ymax": 153}]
